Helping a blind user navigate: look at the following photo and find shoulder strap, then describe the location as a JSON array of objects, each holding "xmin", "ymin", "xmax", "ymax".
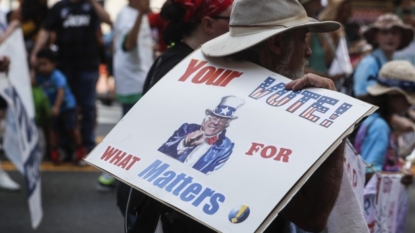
[{"xmin": 366, "ymin": 54, "xmax": 383, "ymax": 81}]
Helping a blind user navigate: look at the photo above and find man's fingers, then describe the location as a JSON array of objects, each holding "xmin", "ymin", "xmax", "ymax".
[{"xmin": 286, "ymin": 74, "xmax": 336, "ymax": 91}]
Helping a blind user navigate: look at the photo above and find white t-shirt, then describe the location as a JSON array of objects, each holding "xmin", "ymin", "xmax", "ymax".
[{"xmin": 113, "ymin": 6, "xmax": 154, "ymax": 96}]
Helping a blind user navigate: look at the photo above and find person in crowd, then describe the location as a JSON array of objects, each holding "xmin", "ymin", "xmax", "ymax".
[
  {"xmin": 142, "ymin": 0, "xmax": 232, "ymax": 94},
  {"xmin": 201, "ymin": 0, "xmax": 343, "ymax": 231},
  {"xmin": 34, "ymin": 49, "xmax": 86, "ymax": 165},
  {"xmin": 304, "ymin": 0, "xmax": 353, "ymax": 93},
  {"xmin": 96, "ymin": 0, "xmax": 154, "ymax": 192},
  {"xmin": 0, "ymin": 56, "xmax": 20, "ymax": 191},
  {"xmin": 353, "ymin": 60, "xmax": 414, "ymax": 186},
  {"xmin": 9, "ymin": 0, "xmax": 48, "ymax": 53},
  {"xmin": 353, "ymin": 13, "xmax": 414, "ymax": 99},
  {"xmin": 124, "ymin": 0, "xmax": 344, "ymax": 232},
  {"xmin": 395, "ymin": 0, "xmax": 415, "ymax": 27},
  {"xmin": 30, "ymin": 0, "xmax": 112, "ymax": 159},
  {"xmin": 118, "ymin": 0, "xmax": 234, "ymax": 226}
]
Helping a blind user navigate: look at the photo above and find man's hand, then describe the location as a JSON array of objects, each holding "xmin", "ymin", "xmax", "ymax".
[
  {"xmin": 0, "ymin": 56, "xmax": 10, "ymax": 72},
  {"xmin": 184, "ymin": 130, "xmax": 205, "ymax": 147},
  {"xmin": 285, "ymin": 73, "xmax": 336, "ymax": 91},
  {"xmin": 136, "ymin": 0, "xmax": 151, "ymax": 14}
]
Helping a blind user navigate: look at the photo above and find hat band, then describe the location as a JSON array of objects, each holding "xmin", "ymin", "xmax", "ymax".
[
  {"xmin": 229, "ymin": 14, "xmax": 309, "ymax": 36},
  {"xmin": 377, "ymin": 77, "xmax": 415, "ymax": 92}
]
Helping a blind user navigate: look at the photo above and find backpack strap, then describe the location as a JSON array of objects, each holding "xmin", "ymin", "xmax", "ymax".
[{"xmin": 367, "ymin": 54, "xmax": 382, "ymax": 81}]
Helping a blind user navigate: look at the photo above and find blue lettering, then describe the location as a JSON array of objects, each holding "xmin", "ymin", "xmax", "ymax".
[
  {"xmin": 153, "ymin": 171, "xmax": 176, "ymax": 188},
  {"xmin": 172, "ymin": 176, "xmax": 193, "ymax": 196},
  {"xmin": 180, "ymin": 183, "xmax": 202, "ymax": 202},
  {"xmin": 192, "ymin": 188, "xmax": 215, "ymax": 207},
  {"xmin": 203, "ymin": 193, "xmax": 225, "ymax": 215},
  {"xmin": 165, "ymin": 173, "xmax": 187, "ymax": 192},
  {"xmin": 249, "ymin": 78, "xmax": 285, "ymax": 100},
  {"xmin": 138, "ymin": 160, "xmax": 169, "ymax": 182}
]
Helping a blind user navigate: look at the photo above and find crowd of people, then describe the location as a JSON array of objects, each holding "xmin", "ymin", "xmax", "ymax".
[{"xmin": 1, "ymin": 0, "xmax": 415, "ymax": 232}]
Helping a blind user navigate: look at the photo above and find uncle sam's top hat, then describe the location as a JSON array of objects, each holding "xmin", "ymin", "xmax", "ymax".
[{"xmin": 206, "ymin": 96, "xmax": 245, "ymax": 120}]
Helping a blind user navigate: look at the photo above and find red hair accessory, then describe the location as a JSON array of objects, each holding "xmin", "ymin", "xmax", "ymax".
[{"xmin": 174, "ymin": 0, "xmax": 233, "ymax": 22}]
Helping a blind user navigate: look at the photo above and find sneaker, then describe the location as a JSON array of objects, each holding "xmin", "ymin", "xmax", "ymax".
[
  {"xmin": 96, "ymin": 173, "xmax": 116, "ymax": 193},
  {"xmin": 50, "ymin": 149, "xmax": 63, "ymax": 165},
  {"xmin": 0, "ymin": 170, "xmax": 20, "ymax": 191},
  {"xmin": 74, "ymin": 147, "xmax": 87, "ymax": 166}
]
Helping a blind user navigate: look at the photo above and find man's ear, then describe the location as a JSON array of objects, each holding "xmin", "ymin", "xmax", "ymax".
[
  {"xmin": 201, "ymin": 16, "xmax": 214, "ymax": 35},
  {"xmin": 267, "ymin": 35, "xmax": 283, "ymax": 55}
]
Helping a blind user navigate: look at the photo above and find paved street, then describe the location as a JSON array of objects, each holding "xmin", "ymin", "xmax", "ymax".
[{"xmin": 1, "ymin": 101, "xmax": 415, "ymax": 233}]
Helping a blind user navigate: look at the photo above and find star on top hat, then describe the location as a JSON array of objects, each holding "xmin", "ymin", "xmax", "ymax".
[{"xmin": 206, "ymin": 96, "xmax": 245, "ymax": 119}]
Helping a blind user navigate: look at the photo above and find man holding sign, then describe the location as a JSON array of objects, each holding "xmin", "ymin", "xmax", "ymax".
[
  {"xmin": 124, "ymin": 0, "xmax": 346, "ymax": 232},
  {"xmin": 201, "ymin": 0, "xmax": 344, "ymax": 231}
]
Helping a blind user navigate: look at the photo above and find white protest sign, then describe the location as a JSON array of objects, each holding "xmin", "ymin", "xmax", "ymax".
[
  {"xmin": 85, "ymin": 49, "xmax": 375, "ymax": 232},
  {"xmin": 0, "ymin": 28, "xmax": 43, "ymax": 229},
  {"xmin": 363, "ymin": 175, "xmax": 377, "ymax": 232},
  {"xmin": 344, "ymin": 140, "xmax": 366, "ymax": 210},
  {"xmin": 363, "ymin": 173, "xmax": 409, "ymax": 233}
]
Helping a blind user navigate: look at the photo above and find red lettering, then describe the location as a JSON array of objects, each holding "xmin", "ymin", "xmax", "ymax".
[
  {"xmin": 352, "ymin": 169, "xmax": 357, "ymax": 187},
  {"xmin": 192, "ymin": 66, "xmax": 216, "ymax": 84},
  {"xmin": 178, "ymin": 59, "xmax": 207, "ymax": 82},
  {"xmin": 109, "ymin": 151, "xmax": 126, "ymax": 165},
  {"xmin": 126, "ymin": 156, "xmax": 141, "ymax": 170},
  {"xmin": 100, "ymin": 146, "xmax": 119, "ymax": 161},
  {"xmin": 274, "ymin": 148, "xmax": 292, "ymax": 162},
  {"xmin": 219, "ymin": 71, "xmax": 242, "ymax": 87},
  {"xmin": 117, "ymin": 154, "xmax": 132, "ymax": 169},
  {"xmin": 261, "ymin": 146, "xmax": 277, "ymax": 158},
  {"xmin": 245, "ymin": 143, "xmax": 264, "ymax": 155},
  {"xmin": 206, "ymin": 69, "xmax": 230, "ymax": 86}
]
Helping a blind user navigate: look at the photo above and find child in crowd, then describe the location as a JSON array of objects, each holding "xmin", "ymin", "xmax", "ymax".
[
  {"xmin": 354, "ymin": 60, "xmax": 413, "ymax": 185},
  {"xmin": 353, "ymin": 13, "xmax": 414, "ymax": 99},
  {"xmin": 34, "ymin": 49, "xmax": 86, "ymax": 165}
]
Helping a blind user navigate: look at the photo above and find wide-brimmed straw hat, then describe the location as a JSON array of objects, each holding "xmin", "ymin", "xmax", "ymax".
[
  {"xmin": 201, "ymin": 0, "xmax": 340, "ymax": 57},
  {"xmin": 367, "ymin": 60, "xmax": 415, "ymax": 104},
  {"xmin": 363, "ymin": 14, "xmax": 414, "ymax": 51}
]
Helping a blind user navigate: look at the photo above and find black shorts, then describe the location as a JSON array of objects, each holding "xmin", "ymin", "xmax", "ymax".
[{"xmin": 51, "ymin": 108, "xmax": 77, "ymax": 131}]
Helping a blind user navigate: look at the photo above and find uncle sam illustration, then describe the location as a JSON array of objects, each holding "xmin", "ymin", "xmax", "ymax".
[{"xmin": 158, "ymin": 96, "xmax": 245, "ymax": 174}]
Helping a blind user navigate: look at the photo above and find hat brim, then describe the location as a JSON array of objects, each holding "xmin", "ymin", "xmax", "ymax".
[
  {"xmin": 206, "ymin": 109, "xmax": 238, "ymax": 119},
  {"xmin": 363, "ymin": 26, "xmax": 414, "ymax": 50},
  {"xmin": 367, "ymin": 84, "xmax": 415, "ymax": 105},
  {"xmin": 202, "ymin": 18, "xmax": 340, "ymax": 57}
]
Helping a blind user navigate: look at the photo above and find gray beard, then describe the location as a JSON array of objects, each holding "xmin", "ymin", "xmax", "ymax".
[{"xmin": 274, "ymin": 40, "xmax": 306, "ymax": 80}]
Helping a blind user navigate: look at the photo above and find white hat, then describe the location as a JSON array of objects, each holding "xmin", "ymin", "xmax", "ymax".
[
  {"xmin": 206, "ymin": 96, "xmax": 245, "ymax": 119},
  {"xmin": 201, "ymin": 0, "xmax": 340, "ymax": 57},
  {"xmin": 367, "ymin": 61, "xmax": 415, "ymax": 105}
]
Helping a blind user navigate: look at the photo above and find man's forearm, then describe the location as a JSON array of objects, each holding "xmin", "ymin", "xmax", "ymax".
[
  {"xmin": 89, "ymin": 0, "xmax": 112, "ymax": 25},
  {"xmin": 32, "ymin": 29, "xmax": 50, "ymax": 57},
  {"xmin": 124, "ymin": 13, "xmax": 144, "ymax": 51}
]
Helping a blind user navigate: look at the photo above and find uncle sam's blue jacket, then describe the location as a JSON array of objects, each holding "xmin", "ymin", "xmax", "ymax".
[{"xmin": 158, "ymin": 123, "xmax": 234, "ymax": 174}]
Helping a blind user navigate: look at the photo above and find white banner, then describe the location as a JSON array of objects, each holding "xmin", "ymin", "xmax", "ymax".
[
  {"xmin": 363, "ymin": 173, "xmax": 409, "ymax": 233},
  {"xmin": 0, "ymin": 28, "xmax": 43, "ymax": 229},
  {"xmin": 85, "ymin": 49, "xmax": 375, "ymax": 232},
  {"xmin": 344, "ymin": 140, "xmax": 366, "ymax": 210}
]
